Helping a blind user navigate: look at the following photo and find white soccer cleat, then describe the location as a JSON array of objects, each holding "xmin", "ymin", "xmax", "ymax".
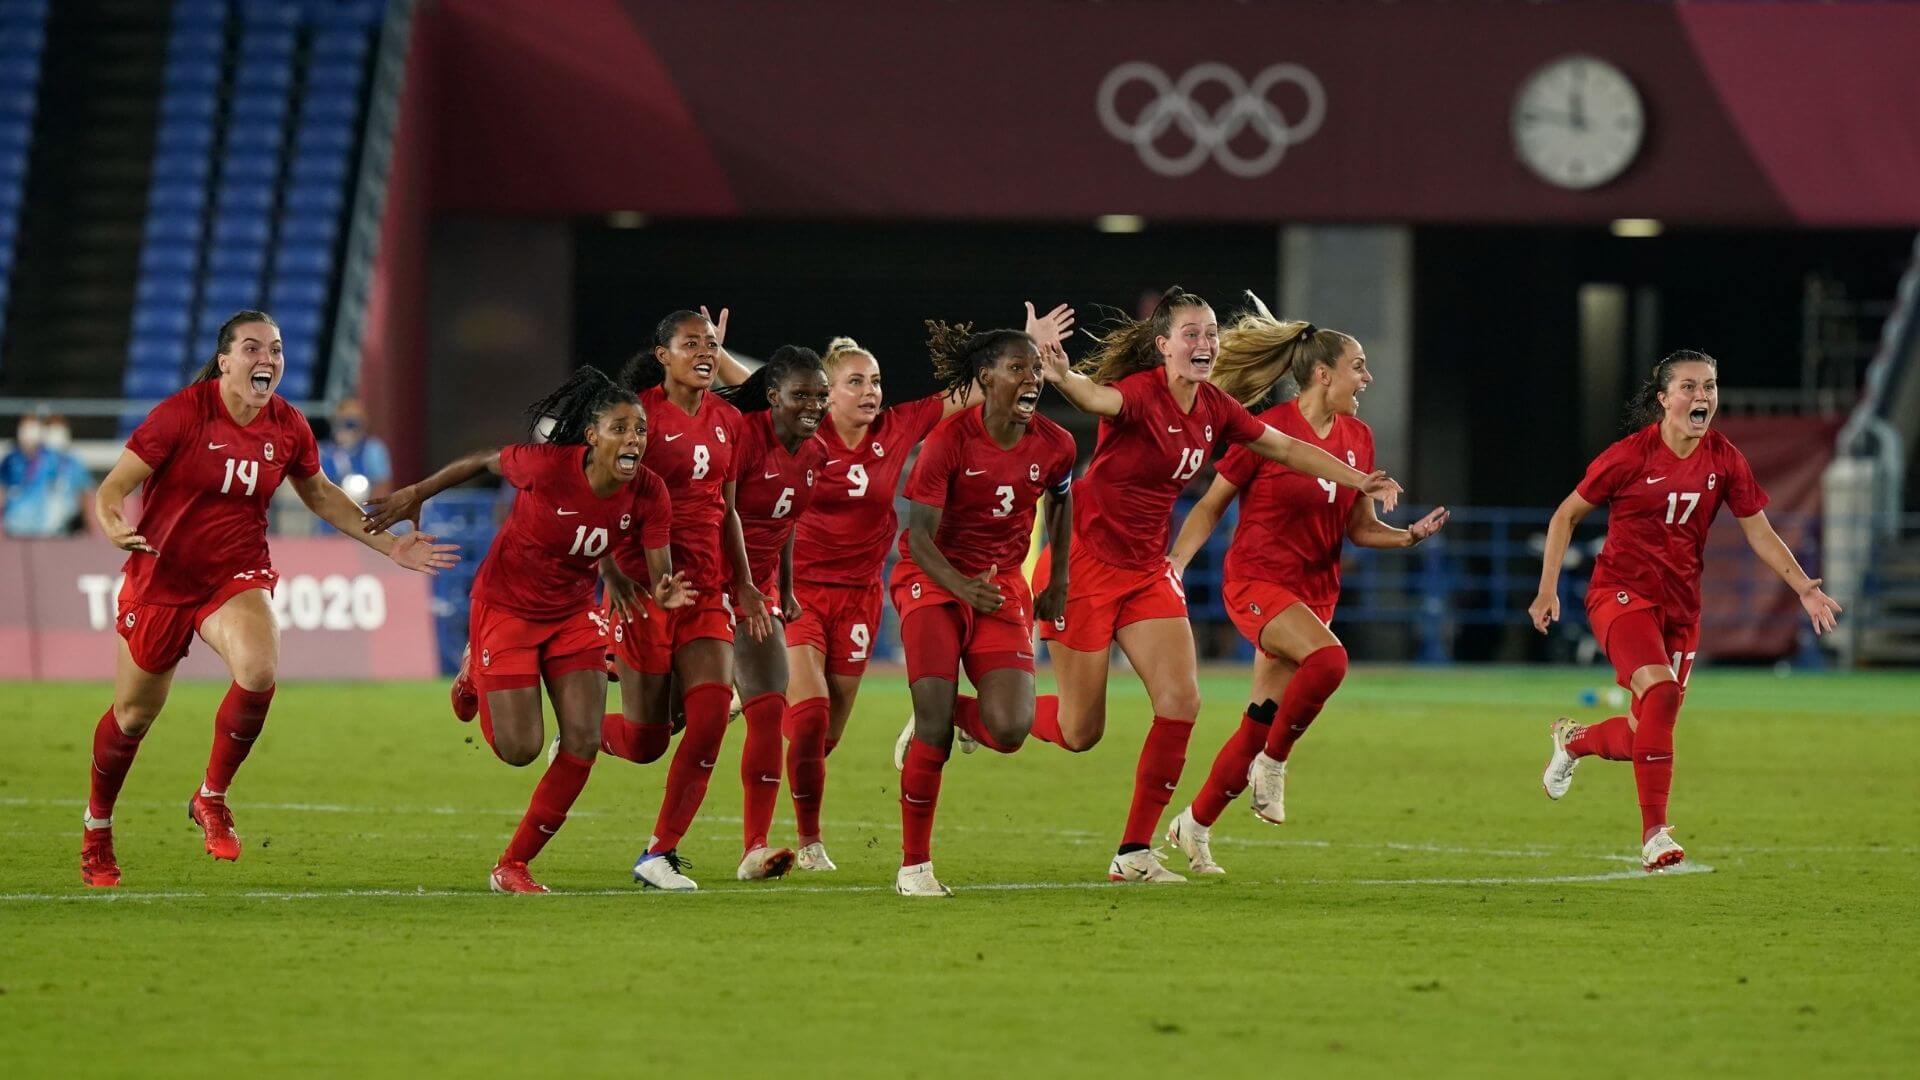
[
  {"xmin": 894, "ymin": 860, "xmax": 953, "ymax": 897},
  {"xmin": 1642, "ymin": 827, "xmax": 1686, "ymax": 873},
  {"xmin": 729, "ymin": 687, "xmax": 744, "ymax": 721},
  {"xmin": 632, "ymin": 845, "xmax": 698, "ymax": 891},
  {"xmin": 1165, "ymin": 807, "xmax": 1225, "ymax": 875},
  {"xmin": 1107, "ymin": 848, "xmax": 1186, "ymax": 883},
  {"xmin": 1542, "ymin": 717, "xmax": 1580, "ymax": 800},
  {"xmin": 795, "ymin": 842, "xmax": 836, "ymax": 872},
  {"xmin": 892, "ymin": 715, "xmax": 915, "ymax": 771},
  {"xmin": 954, "ymin": 726, "xmax": 979, "ymax": 756},
  {"xmin": 546, "ymin": 733, "xmax": 561, "ymax": 765},
  {"xmin": 735, "ymin": 845, "xmax": 795, "ymax": 881},
  {"xmin": 1247, "ymin": 752, "xmax": 1288, "ymax": 825}
]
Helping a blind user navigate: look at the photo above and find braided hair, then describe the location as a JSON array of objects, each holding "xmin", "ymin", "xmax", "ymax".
[
  {"xmin": 1624, "ymin": 349, "xmax": 1717, "ymax": 430},
  {"xmin": 190, "ymin": 310, "xmax": 280, "ymax": 383},
  {"xmin": 524, "ymin": 365, "xmax": 638, "ymax": 445},
  {"xmin": 619, "ymin": 309, "xmax": 707, "ymax": 392},
  {"xmin": 716, "ymin": 345, "xmax": 826, "ymax": 414},
  {"xmin": 924, "ymin": 320, "xmax": 1033, "ymax": 402},
  {"xmin": 1076, "ymin": 285, "xmax": 1211, "ymax": 385}
]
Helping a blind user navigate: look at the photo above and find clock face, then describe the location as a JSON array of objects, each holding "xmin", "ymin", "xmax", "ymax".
[{"xmin": 1511, "ymin": 56, "xmax": 1645, "ymax": 190}]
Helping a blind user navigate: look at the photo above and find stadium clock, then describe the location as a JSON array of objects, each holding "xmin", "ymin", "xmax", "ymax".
[{"xmin": 1511, "ymin": 55, "xmax": 1645, "ymax": 190}]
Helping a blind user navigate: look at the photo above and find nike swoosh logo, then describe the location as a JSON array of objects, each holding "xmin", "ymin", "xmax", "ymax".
[
  {"xmin": 556, "ymin": 509, "xmax": 579, "ymax": 516},
  {"xmin": 904, "ymin": 794, "xmax": 930, "ymax": 805},
  {"xmin": 229, "ymin": 733, "xmax": 256, "ymax": 742},
  {"xmin": 1162, "ymin": 781, "xmax": 1177, "ymax": 791},
  {"xmin": 964, "ymin": 468, "xmax": 987, "ymax": 476},
  {"xmin": 698, "ymin": 758, "xmax": 716, "ymax": 768},
  {"xmin": 1166, "ymin": 426, "xmax": 1182, "ymax": 433},
  {"xmin": 663, "ymin": 433, "xmax": 684, "ymax": 442},
  {"xmin": 537, "ymin": 824, "xmax": 557, "ymax": 834},
  {"xmin": 759, "ymin": 774, "xmax": 781, "ymax": 784},
  {"xmin": 826, "ymin": 459, "xmax": 842, "ymax": 466},
  {"xmin": 208, "ymin": 442, "xmax": 227, "ymax": 450},
  {"xmin": 1644, "ymin": 753, "xmax": 1672, "ymax": 761},
  {"xmin": 1645, "ymin": 476, "xmax": 1666, "ymax": 484},
  {"xmin": 763, "ymin": 471, "xmax": 781, "ymax": 480}
]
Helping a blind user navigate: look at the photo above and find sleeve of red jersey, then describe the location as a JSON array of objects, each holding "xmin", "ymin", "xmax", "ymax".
[
  {"xmin": 1574, "ymin": 440, "xmax": 1634, "ymax": 505},
  {"xmin": 1113, "ymin": 370, "xmax": 1154, "ymax": 424},
  {"xmin": 1214, "ymin": 388, "xmax": 1269, "ymax": 444},
  {"xmin": 1357, "ymin": 421, "xmax": 1376, "ymax": 474},
  {"xmin": 498, "ymin": 443, "xmax": 553, "ymax": 491},
  {"xmin": 286, "ymin": 407, "xmax": 321, "ymax": 480},
  {"xmin": 903, "ymin": 424, "xmax": 958, "ymax": 507},
  {"xmin": 126, "ymin": 394, "xmax": 186, "ymax": 470},
  {"xmin": 895, "ymin": 394, "xmax": 949, "ymax": 444},
  {"xmin": 1723, "ymin": 443, "xmax": 1771, "ymax": 518}
]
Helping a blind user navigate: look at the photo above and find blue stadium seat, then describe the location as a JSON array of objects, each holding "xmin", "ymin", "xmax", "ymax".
[
  {"xmin": 152, "ymin": 151, "xmax": 212, "ymax": 183},
  {"xmin": 129, "ymin": 336, "xmax": 188, "ymax": 367},
  {"xmin": 304, "ymin": 63, "xmax": 361, "ymax": 94},
  {"xmin": 124, "ymin": 367, "xmax": 186, "ymax": 399},
  {"xmin": 0, "ymin": 88, "xmax": 34, "ymax": 119},
  {"xmin": 269, "ymin": 276, "xmax": 328, "ymax": 308},
  {"xmin": 156, "ymin": 120, "xmax": 215, "ymax": 153},
  {"xmin": 298, "ymin": 91, "xmax": 358, "ymax": 123},
  {"xmin": 165, "ymin": 29, "xmax": 225, "ymax": 60},
  {"xmin": 274, "ymin": 306, "xmax": 323, "ymax": 340},
  {"xmin": 210, "ymin": 215, "xmax": 272, "ymax": 246},
  {"xmin": 133, "ymin": 305, "xmax": 192, "ymax": 338},
  {"xmin": 293, "ymin": 122, "xmax": 353, "ymax": 153},
  {"xmin": 203, "ymin": 274, "xmax": 261, "ymax": 309},
  {"xmin": 309, "ymin": 29, "xmax": 368, "ymax": 63},
  {"xmin": 171, "ymin": 1, "xmax": 228, "ymax": 29},
  {"xmin": 159, "ymin": 90, "xmax": 219, "ymax": 121},
  {"xmin": 286, "ymin": 150, "xmax": 348, "ymax": 185},
  {"xmin": 272, "ymin": 242, "xmax": 332, "ymax": 276},
  {"xmin": 0, "ymin": 56, "xmax": 39, "ymax": 89},
  {"xmin": 0, "ymin": 25, "xmax": 44, "ymax": 54},
  {"xmin": 224, "ymin": 121, "xmax": 283, "ymax": 153},
  {"xmin": 136, "ymin": 277, "xmax": 196, "ymax": 306},
  {"xmin": 214, "ymin": 183, "xmax": 275, "ymax": 213},
  {"xmin": 237, "ymin": 28, "xmax": 296, "ymax": 58},
  {"xmin": 207, "ymin": 246, "xmax": 268, "ymax": 277},
  {"xmin": 278, "ymin": 370, "xmax": 315, "ymax": 400},
  {"xmin": 0, "ymin": 147, "xmax": 25, "ymax": 179},
  {"xmin": 229, "ymin": 92, "xmax": 288, "ymax": 123},
  {"xmin": 307, "ymin": 1, "xmax": 382, "ymax": 30},
  {"xmin": 161, "ymin": 60, "xmax": 221, "ymax": 91},
  {"xmin": 144, "ymin": 212, "xmax": 202, "ymax": 243},
  {"xmin": 218, "ymin": 154, "xmax": 278, "ymax": 183},
  {"xmin": 0, "ymin": 122, "xmax": 27, "ymax": 151},
  {"xmin": 234, "ymin": 60, "xmax": 293, "ymax": 93},
  {"xmin": 239, "ymin": 2, "xmax": 303, "ymax": 30},
  {"xmin": 283, "ymin": 183, "xmax": 343, "ymax": 214},
  {"xmin": 278, "ymin": 213, "xmax": 335, "ymax": 244},
  {"xmin": 139, "ymin": 245, "xmax": 199, "ymax": 274},
  {"xmin": 0, "ymin": 0, "xmax": 52, "ymax": 24}
]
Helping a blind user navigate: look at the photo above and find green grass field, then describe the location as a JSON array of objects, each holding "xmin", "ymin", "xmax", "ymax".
[{"xmin": 3, "ymin": 667, "xmax": 1917, "ymax": 1078}]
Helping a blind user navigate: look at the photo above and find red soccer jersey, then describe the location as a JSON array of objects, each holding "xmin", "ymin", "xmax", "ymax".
[
  {"xmin": 791, "ymin": 394, "xmax": 948, "ymax": 585},
  {"xmin": 1075, "ymin": 369, "xmax": 1268, "ymax": 570},
  {"xmin": 1216, "ymin": 399, "xmax": 1375, "ymax": 608},
  {"xmin": 1578, "ymin": 424, "xmax": 1769, "ymax": 624},
  {"xmin": 471, "ymin": 443, "xmax": 671, "ymax": 620},
  {"xmin": 733, "ymin": 410, "xmax": 827, "ymax": 584},
  {"xmin": 639, "ymin": 385, "xmax": 742, "ymax": 590},
  {"xmin": 898, "ymin": 408, "xmax": 1076, "ymax": 578},
  {"xmin": 121, "ymin": 379, "xmax": 319, "ymax": 605}
]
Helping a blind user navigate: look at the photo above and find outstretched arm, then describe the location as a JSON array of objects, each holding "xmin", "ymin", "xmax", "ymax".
[
  {"xmin": 362, "ymin": 447, "xmax": 503, "ymax": 533},
  {"xmin": 1348, "ymin": 498, "xmax": 1449, "ymax": 550},
  {"xmin": 1248, "ymin": 428, "xmax": 1401, "ymax": 511},
  {"xmin": 1167, "ymin": 473, "xmax": 1239, "ymax": 577},
  {"xmin": 1736, "ymin": 510, "xmax": 1842, "ymax": 635},
  {"xmin": 291, "ymin": 470, "xmax": 460, "ymax": 574},
  {"xmin": 1529, "ymin": 490, "xmax": 1598, "ymax": 632}
]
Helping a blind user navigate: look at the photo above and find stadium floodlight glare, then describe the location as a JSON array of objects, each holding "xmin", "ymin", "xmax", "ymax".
[
  {"xmin": 607, "ymin": 211, "xmax": 648, "ymax": 228},
  {"xmin": 1610, "ymin": 217, "xmax": 1663, "ymax": 238},
  {"xmin": 1095, "ymin": 214, "xmax": 1146, "ymax": 233}
]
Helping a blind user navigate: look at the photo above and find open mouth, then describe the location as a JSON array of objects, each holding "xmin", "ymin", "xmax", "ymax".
[
  {"xmin": 798, "ymin": 410, "xmax": 823, "ymax": 431},
  {"xmin": 857, "ymin": 401, "xmax": 879, "ymax": 415},
  {"xmin": 249, "ymin": 369, "xmax": 273, "ymax": 394},
  {"xmin": 1189, "ymin": 353, "xmax": 1214, "ymax": 375},
  {"xmin": 1688, "ymin": 405, "xmax": 1710, "ymax": 426},
  {"xmin": 691, "ymin": 358, "xmax": 715, "ymax": 381},
  {"xmin": 615, "ymin": 451, "xmax": 640, "ymax": 474},
  {"xmin": 1014, "ymin": 389, "xmax": 1040, "ymax": 417}
]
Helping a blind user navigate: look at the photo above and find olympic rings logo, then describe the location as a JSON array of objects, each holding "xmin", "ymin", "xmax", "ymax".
[{"xmin": 1097, "ymin": 61, "xmax": 1327, "ymax": 178}]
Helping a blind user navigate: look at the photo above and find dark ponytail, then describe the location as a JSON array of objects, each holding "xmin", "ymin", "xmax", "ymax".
[
  {"xmin": 716, "ymin": 344, "xmax": 825, "ymax": 414},
  {"xmin": 190, "ymin": 309, "xmax": 279, "ymax": 383},
  {"xmin": 621, "ymin": 309, "xmax": 707, "ymax": 392},
  {"xmin": 1624, "ymin": 349, "xmax": 1717, "ymax": 430},
  {"xmin": 525, "ymin": 365, "xmax": 637, "ymax": 445},
  {"xmin": 1077, "ymin": 285, "xmax": 1210, "ymax": 385},
  {"xmin": 925, "ymin": 320, "xmax": 1032, "ymax": 401}
]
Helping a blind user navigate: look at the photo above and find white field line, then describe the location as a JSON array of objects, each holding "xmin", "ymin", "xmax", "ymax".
[{"xmin": 0, "ymin": 863, "xmax": 1715, "ymax": 903}]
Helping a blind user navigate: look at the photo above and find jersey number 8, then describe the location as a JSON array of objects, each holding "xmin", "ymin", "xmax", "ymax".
[{"xmin": 691, "ymin": 444, "xmax": 711, "ymax": 480}]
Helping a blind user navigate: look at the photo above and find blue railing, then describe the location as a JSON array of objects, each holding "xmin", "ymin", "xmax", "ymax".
[{"xmin": 408, "ymin": 490, "xmax": 1854, "ymax": 674}]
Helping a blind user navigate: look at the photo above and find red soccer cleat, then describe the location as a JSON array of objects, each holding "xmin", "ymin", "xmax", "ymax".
[
  {"xmin": 489, "ymin": 859, "xmax": 550, "ymax": 894},
  {"xmin": 81, "ymin": 826, "xmax": 120, "ymax": 887},
  {"xmin": 188, "ymin": 792, "xmax": 242, "ymax": 861},
  {"xmin": 451, "ymin": 644, "xmax": 479, "ymax": 722}
]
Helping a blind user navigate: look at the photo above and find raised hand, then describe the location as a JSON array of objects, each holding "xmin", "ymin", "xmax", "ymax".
[
  {"xmin": 1798, "ymin": 578, "xmax": 1843, "ymax": 636},
  {"xmin": 700, "ymin": 305, "xmax": 730, "ymax": 345},
  {"xmin": 1361, "ymin": 470, "xmax": 1403, "ymax": 513},
  {"xmin": 1528, "ymin": 591, "xmax": 1560, "ymax": 634},
  {"xmin": 1409, "ymin": 506, "xmax": 1450, "ymax": 543},
  {"xmin": 1023, "ymin": 301, "xmax": 1075, "ymax": 352},
  {"xmin": 957, "ymin": 564, "xmax": 1005, "ymax": 615},
  {"xmin": 363, "ymin": 484, "xmax": 424, "ymax": 535},
  {"xmin": 653, "ymin": 571, "xmax": 698, "ymax": 611},
  {"xmin": 389, "ymin": 531, "xmax": 460, "ymax": 575}
]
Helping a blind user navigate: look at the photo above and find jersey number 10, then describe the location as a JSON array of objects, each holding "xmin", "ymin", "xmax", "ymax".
[{"xmin": 569, "ymin": 525, "xmax": 610, "ymax": 557}]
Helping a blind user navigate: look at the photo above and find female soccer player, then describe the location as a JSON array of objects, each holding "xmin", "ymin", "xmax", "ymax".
[
  {"xmin": 1162, "ymin": 313, "xmax": 1448, "ymax": 874},
  {"xmin": 1530, "ymin": 350, "xmax": 1840, "ymax": 871},
  {"xmin": 594, "ymin": 310, "xmax": 770, "ymax": 892},
  {"xmin": 1024, "ymin": 288, "xmax": 1402, "ymax": 883},
  {"xmin": 81, "ymin": 310, "xmax": 456, "ymax": 887},
  {"xmin": 712, "ymin": 345, "xmax": 830, "ymax": 881},
  {"xmin": 701, "ymin": 306, "xmax": 994, "ymax": 871},
  {"xmin": 366, "ymin": 367, "xmax": 689, "ymax": 893},
  {"xmin": 890, "ymin": 322, "xmax": 1075, "ymax": 897}
]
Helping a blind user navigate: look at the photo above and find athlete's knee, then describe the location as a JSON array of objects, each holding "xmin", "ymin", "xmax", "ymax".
[
  {"xmin": 226, "ymin": 649, "xmax": 278, "ymax": 693},
  {"xmin": 979, "ymin": 701, "xmax": 1032, "ymax": 749},
  {"xmin": 1147, "ymin": 679, "xmax": 1202, "ymax": 722},
  {"xmin": 494, "ymin": 736, "xmax": 542, "ymax": 768},
  {"xmin": 112, "ymin": 700, "xmax": 161, "ymax": 736},
  {"xmin": 1629, "ymin": 664, "xmax": 1678, "ymax": 700}
]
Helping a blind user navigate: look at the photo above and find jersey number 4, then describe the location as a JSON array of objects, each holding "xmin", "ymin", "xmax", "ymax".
[{"xmin": 220, "ymin": 458, "xmax": 259, "ymax": 496}]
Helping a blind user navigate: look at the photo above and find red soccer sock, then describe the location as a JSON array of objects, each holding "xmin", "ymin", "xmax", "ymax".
[
  {"xmin": 204, "ymin": 682, "xmax": 275, "ymax": 796},
  {"xmin": 1632, "ymin": 682, "xmax": 1682, "ymax": 836},
  {"xmin": 1264, "ymin": 646, "xmax": 1346, "ymax": 761},
  {"xmin": 1122, "ymin": 716, "xmax": 1193, "ymax": 848},
  {"xmin": 1026, "ymin": 694, "xmax": 1065, "ymax": 748},
  {"xmin": 784, "ymin": 697, "xmax": 830, "ymax": 845},
  {"xmin": 88, "ymin": 708, "xmax": 145, "ymax": 822},
  {"xmin": 900, "ymin": 737, "xmax": 949, "ymax": 866},
  {"xmin": 648, "ymin": 682, "xmax": 732, "ymax": 853},
  {"xmin": 600, "ymin": 713, "xmax": 671, "ymax": 764},
  {"xmin": 1568, "ymin": 715, "xmax": 1636, "ymax": 761},
  {"xmin": 1191, "ymin": 700, "xmax": 1277, "ymax": 827},
  {"xmin": 738, "ymin": 692, "xmax": 785, "ymax": 851},
  {"xmin": 952, "ymin": 695, "xmax": 1018, "ymax": 754},
  {"xmin": 502, "ymin": 748, "xmax": 593, "ymax": 865}
]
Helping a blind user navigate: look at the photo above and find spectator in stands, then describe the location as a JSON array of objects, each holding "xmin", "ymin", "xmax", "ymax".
[
  {"xmin": 1, "ymin": 412, "xmax": 95, "ymax": 538},
  {"xmin": 318, "ymin": 396, "xmax": 392, "ymax": 513}
]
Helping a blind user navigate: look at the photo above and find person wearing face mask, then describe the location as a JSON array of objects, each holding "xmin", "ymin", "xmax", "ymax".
[
  {"xmin": 1162, "ymin": 304, "xmax": 1449, "ymax": 874},
  {"xmin": 1, "ymin": 412, "xmax": 97, "ymax": 537},
  {"xmin": 315, "ymin": 398, "xmax": 392, "ymax": 535}
]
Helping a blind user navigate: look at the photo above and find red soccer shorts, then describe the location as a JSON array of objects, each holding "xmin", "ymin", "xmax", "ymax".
[
  {"xmin": 889, "ymin": 560, "xmax": 1036, "ymax": 683},
  {"xmin": 786, "ymin": 579, "xmax": 884, "ymax": 676},
  {"xmin": 468, "ymin": 597, "xmax": 608, "ymax": 691},
  {"xmin": 116, "ymin": 572, "xmax": 277, "ymax": 674},
  {"xmin": 609, "ymin": 589, "xmax": 735, "ymax": 676},
  {"xmin": 1586, "ymin": 588, "xmax": 1699, "ymax": 692},
  {"xmin": 1034, "ymin": 545, "xmax": 1187, "ymax": 652},
  {"xmin": 1223, "ymin": 578, "xmax": 1336, "ymax": 658}
]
